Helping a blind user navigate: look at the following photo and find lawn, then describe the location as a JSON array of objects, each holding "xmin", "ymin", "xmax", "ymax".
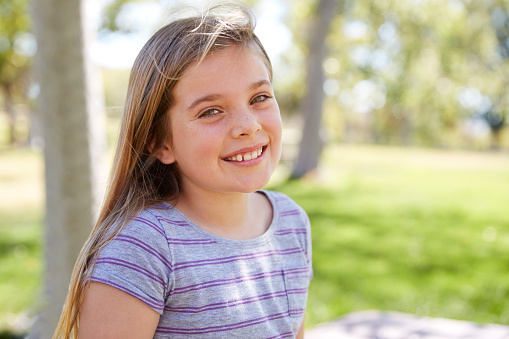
[
  {"xmin": 0, "ymin": 143, "xmax": 508, "ymax": 334},
  {"xmin": 272, "ymin": 144, "xmax": 509, "ymax": 327},
  {"xmin": 0, "ymin": 148, "xmax": 43, "ymax": 336}
]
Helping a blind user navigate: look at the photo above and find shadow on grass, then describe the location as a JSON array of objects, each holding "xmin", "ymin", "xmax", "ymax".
[{"xmin": 272, "ymin": 174, "xmax": 509, "ymax": 327}]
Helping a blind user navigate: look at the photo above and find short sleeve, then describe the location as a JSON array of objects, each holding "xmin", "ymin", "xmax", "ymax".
[
  {"xmin": 90, "ymin": 210, "xmax": 172, "ymax": 314},
  {"xmin": 303, "ymin": 209, "xmax": 313, "ymax": 281}
]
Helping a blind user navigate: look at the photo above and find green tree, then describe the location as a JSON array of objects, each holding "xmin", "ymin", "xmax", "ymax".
[
  {"xmin": 290, "ymin": 0, "xmax": 342, "ymax": 178},
  {"xmin": 0, "ymin": 0, "xmax": 33, "ymax": 145},
  {"xmin": 326, "ymin": 0, "xmax": 509, "ymax": 147},
  {"xmin": 281, "ymin": 0, "xmax": 509, "ymax": 155}
]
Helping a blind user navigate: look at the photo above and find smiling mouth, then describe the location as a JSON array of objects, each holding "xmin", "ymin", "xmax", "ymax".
[{"xmin": 224, "ymin": 146, "xmax": 265, "ymax": 162}]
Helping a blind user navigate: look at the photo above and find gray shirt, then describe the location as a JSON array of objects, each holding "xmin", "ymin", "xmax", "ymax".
[{"xmin": 91, "ymin": 190, "xmax": 312, "ymax": 338}]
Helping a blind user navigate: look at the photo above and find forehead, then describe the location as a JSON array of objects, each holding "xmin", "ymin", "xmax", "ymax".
[
  {"xmin": 190, "ymin": 44, "xmax": 269, "ymax": 78},
  {"xmin": 172, "ymin": 45, "xmax": 272, "ymax": 102}
]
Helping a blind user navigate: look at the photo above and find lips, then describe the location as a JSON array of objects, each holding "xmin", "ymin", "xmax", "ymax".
[{"xmin": 223, "ymin": 146, "xmax": 266, "ymax": 162}]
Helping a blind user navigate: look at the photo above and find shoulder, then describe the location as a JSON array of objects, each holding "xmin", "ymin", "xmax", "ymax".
[
  {"xmin": 91, "ymin": 206, "xmax": 178, "ymax": 314},
  {"xmin": 123, "ymin": 208, "xmax": 168, "ymax": 237},
  {"xmin": 263, "ymin": 190, "xmax": 297, "ymax": 206},
  {"xmin": 264, "ymin": 190, "xmax": 309, "ymax": 225},
  {"xmin": 116, "ymin": 204, "xmax": 184, "ymax": 239},
  {"xmin": 96, "ymin": 207, "xmax": 174, "ymax": 269},
  {"xmin": 264, "ymin": 190, "xmax": 311, "ymax": 248}
]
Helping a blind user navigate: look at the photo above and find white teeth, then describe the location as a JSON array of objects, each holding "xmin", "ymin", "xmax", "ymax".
[{"xmin": 226, "ymin": 147, "xmax": 263, "ymax": 162}]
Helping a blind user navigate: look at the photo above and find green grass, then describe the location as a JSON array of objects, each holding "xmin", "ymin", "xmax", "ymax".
[
  {"xmin": 0, "ymin": 207, "xmax": 42, "ymax": 334},
  {"xmin": 0, "ymin": 148, "xmax": 43, "ymax": 336},
  {"xmin": 1, "ymin": 143, "xmax": 509, "ymax": 334},
  {"xmin": 271, "ymin": 144, "xmax": 509, "ymax": 327}
]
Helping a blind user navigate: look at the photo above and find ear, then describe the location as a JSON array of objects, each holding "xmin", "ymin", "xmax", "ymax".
[{"xmin": 148, "ymin": 140, "xmax": 176, "ymax": 165}]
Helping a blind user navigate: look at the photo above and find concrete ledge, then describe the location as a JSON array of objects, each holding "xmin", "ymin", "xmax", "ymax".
[{"xmin": 306, "ymin": 310, "xmax": 509, "ymax": 339}]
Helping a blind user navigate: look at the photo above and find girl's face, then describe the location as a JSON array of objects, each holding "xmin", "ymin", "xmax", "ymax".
[{"xmin": 159, "ymin": 45, "xmax": 282, "ymax": 196}]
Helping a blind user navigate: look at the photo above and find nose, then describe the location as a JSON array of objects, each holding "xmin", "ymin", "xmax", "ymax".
[{"xmin": 231, "ymin": 108, "xmax": 262, "ymax": 138}]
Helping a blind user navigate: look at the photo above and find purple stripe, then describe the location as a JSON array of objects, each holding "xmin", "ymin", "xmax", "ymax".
[
  {"xmin": 175, "ymin": 248, "xmax": 301, "ymax": 267},
  {"xmin": 274, "ymin": 229, "xmax": 307, "ymax": 236},
  {"xmin": 167, "ymin": 238, "xmax": 214, "ymax": 242},
  {"xmin": 115, "ymin": 235, "xmax": 173, "ymax": 271},
  {"xmin": 90, "ymin": 277, "xmax": 164, "ymax": 311},
  {"xmin": 280, "ymin": 210, "xmax": 301, "ymax": 217},
  {"xmin": 156, "ymin": 216, "xmax": 189, "ymax": 226},
  {"xmin": 173, "ymin": 248, "xmax": 303, "ymax": 271},
  {"xmin": 280, "ymin": 209, "xmax": 300, "ymax": 214},
  {"xmin": 275, "ymin": 196, "xmax": 289, "ymax": 201},
  {"xmin": 267, "ymin": 332, "xmax": 295, "ymax": 339},
  {"xmin": 284, "ymin": 268, "xmax": 310, "ymax": 277},
  {"xmin": 167, "ymin": 267, "xmax": 308, "ymax": 297},
  {"xmin": 287, "ymin": 288, "xmax": 308, "ymax": 294},
  {"xmin": 165, "ymin": 291, "xmax": 287, "ymax": 313},
  {"xmin": 134, "ymin": 217, "xmax": 165, "ymax": 237},
  {"xmin": 286, "ymin": 274, "xmax": 310, "ymax": 281},
  {"xmin": 96, "ymin": 257, "xmax": 166, "ymax": 287},
  {"xmin": 284, "ymin": 267, "xmax": 309, "ymax": 274},
  {"xmin": 168, "ymin": 241, "xmax": 216, "ymax": 245},
  {"xmin": 155, "ymin": 311, "xmax": 290, "ymax": 334}
]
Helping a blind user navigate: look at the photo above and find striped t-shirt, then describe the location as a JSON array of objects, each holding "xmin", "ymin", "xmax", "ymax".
[{"xmin": 91, "ymin": 190, "xmax": 312, "ymax": 338}]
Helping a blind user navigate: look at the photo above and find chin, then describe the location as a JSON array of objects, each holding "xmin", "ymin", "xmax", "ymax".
[{"xmin": 233, "ymin": 176, "xmax": 272, "ymax": 194}]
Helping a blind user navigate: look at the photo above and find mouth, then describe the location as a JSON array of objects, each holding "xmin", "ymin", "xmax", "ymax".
[{"xmin": 224, "ymin": 146, "xmax": 266, "ymax": 162}]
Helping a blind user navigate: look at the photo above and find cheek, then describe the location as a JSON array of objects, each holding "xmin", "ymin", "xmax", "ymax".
[
  {"xmin": 173, "ymin": 125, "xmax": 222, "ymax": 162},
  {"xmin": 263, "ymin": 110, "xmax": 283, "ymax": 160},
  {"xmin": 267, "ymin": 110, "xmax": 283, "ymax": 141}
]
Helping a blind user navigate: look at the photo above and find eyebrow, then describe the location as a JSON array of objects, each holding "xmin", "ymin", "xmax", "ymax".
[
  {"xmin": 186, "ymin": 79, "xmax": 272, "ymax": 111},
  {"xmin": 250, "ymin": 79, "xmax": 271, "ymax": 90},
  {"xmin": 187, "ymin": 94, "xmax": 222, "ymax": 111}
]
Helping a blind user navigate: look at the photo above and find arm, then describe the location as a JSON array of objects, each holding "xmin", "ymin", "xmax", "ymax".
[
  {"xmin": 296, "ymin": 315, "xmax": 305, "ymax": 339},
  {"xmin": 78, "ymin": 282, "xmax": 160, "ymax": 339}
]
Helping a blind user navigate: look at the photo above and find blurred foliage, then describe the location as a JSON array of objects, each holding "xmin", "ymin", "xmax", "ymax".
[
  {"xmin": 0, "ymin": 0, "xmax": 33, "ymax": 145},
  {"xmin": 3, "ymin": 0, "xmax": 508, "ymax": 150},
  {"xmin": 281, "ymin": 0, "xmax": 509, "ymax": 149},
  {"xmin": 0, "ymin": 0, "xmax": 31, "ymax": 85},
  {"xmin": 100, "ymin": 0, "xmax": 146, "ymax": 32}
]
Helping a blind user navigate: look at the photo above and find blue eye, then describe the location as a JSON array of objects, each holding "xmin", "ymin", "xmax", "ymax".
[{"xmin": 199, "ymin": 108, "xmax": 220, "ymax": 118}]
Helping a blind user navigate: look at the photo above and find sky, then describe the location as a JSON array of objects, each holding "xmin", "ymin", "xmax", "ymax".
[{"xmin": 90, "ymin": 0, "xmax": 292, "ymax": 69}]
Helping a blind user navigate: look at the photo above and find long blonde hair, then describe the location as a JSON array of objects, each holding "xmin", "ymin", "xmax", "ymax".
[{"xmin": 54, "ymin": 2, "xmax": 272, "ymax": 337}]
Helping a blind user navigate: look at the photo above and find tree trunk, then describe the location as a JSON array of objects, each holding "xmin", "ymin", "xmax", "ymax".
[
  {"xmin": 30, "ymin": 0, "xmax": 104, "ymax": 337},
  {"xmin": 2, "ymin": 84, "xmax": 16, "ymax": 145},
  {"xmin": 291, "ymin": 0, "xmax": 340, "ymax": 178}
]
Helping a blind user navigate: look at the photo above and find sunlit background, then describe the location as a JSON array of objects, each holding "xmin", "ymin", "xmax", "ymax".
[{"xmin": 1, "ymin": 0, "xmax": 509, "ymax": 337}]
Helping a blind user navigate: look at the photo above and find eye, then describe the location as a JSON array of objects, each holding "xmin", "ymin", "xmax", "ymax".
[
  {"xmin": 199, "ymin": 108, "xmax": 220, "ymax": 118},
  {"xmin": 251, "ymin": 94, "xmax": 270, "ymax": 104}
]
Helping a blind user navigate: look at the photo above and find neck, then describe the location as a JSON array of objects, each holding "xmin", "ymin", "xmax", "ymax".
[{"xmin": 175, "ymin": 187, "xmax": 261, "ymax": 239}]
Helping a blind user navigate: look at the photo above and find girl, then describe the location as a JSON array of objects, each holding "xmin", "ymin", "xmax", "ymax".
[{"xmin": 55, "ymin": 2, "xmax": 312, "ymax": 338}]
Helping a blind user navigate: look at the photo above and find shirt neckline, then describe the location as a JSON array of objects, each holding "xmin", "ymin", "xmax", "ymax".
[{"xmin": 161, "ymin": 190, "xmax": 279, "ymax": 248}]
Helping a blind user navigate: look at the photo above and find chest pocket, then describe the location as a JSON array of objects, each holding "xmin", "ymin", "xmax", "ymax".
[{"xmin": 282, "ymin": 267, "xmax": 310, "ymax": 318}]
